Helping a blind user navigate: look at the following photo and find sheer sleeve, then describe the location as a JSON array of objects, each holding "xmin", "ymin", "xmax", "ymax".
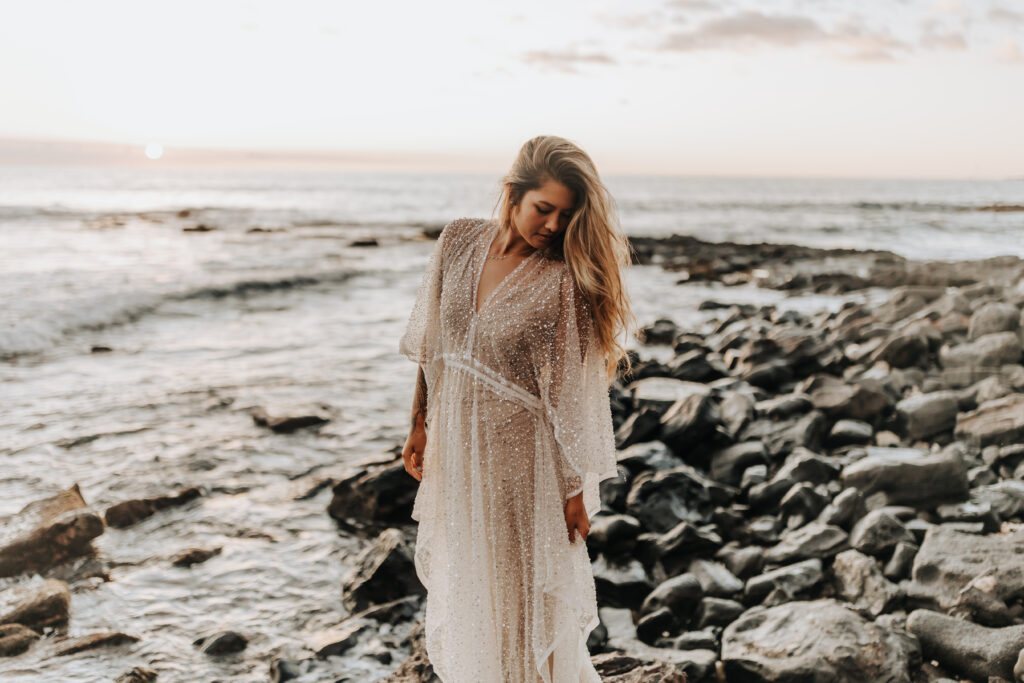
[
  {"xmin": 537, "ymin": 267, "xmax": 620, "ymax": 513},
  {"xmin": 398, "ymin": 224, "xmax": 447, "ymax": 367}
]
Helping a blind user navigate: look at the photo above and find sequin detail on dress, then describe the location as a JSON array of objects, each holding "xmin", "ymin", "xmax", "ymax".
[{"xmin": 399, "ymin": 217, "xmax": 621, "ymax": 682}]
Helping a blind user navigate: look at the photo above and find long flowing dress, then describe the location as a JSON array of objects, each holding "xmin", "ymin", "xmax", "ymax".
[{"xmin": 399, "ymin": 216, "xmax": 621, "ymax": 682}]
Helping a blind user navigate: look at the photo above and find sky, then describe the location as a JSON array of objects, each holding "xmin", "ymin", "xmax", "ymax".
[{"xmin": 0, "ymin": 0, "xmax": 1022, "ymax": 177}]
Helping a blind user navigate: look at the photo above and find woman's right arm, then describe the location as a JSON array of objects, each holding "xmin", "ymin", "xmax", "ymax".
[{"xmin": 402, "ymin": 365, "xmax": 428, "ymax": 481}]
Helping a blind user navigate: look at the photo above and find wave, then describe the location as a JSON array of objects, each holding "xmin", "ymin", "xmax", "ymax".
[
  {"xmin": 0, "ymin": 269, "xmax": 356, "ymax": 360},
  {"xmin": 619, "ymin": 199, "xmax": 1024, "ymax": 213}
]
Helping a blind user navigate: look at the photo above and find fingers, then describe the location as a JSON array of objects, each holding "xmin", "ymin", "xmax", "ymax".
[{"xmin": 402, "ymin": 441, "xmax": 423, "ymax": 481}]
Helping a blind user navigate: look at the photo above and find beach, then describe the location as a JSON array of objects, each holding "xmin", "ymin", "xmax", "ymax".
[{"xmin": 2, "ymin": 167, "xmax": 1024, "ymax": 682}]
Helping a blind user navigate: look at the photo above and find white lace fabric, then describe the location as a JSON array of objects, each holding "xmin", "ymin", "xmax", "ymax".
[{"xmin": 399, "ymin": 217, "xmax": 620, "ymax": 682}]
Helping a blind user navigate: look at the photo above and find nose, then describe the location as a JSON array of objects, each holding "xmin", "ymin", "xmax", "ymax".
[{"xmin": 545, "ymin": 213, "xmax": 559, "ymax": 231}]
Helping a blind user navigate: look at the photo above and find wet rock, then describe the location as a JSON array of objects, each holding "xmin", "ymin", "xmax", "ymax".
[
  {"xmin": 737, "ymin": 411, "xmax": 826, "ymax": 461},
  {"xmin": 637, "ymin": 318, "xmax": 680, "ymax": 345},
  {"xmin": 817, "ymin": 487, "xmax": 866, "ymax": 529},
  {"xmin": 695, "ymin": 596, "xmax": 745, "ymax": 628},
  {"xmin": 907, "ymin": 609, "xmax": 1024, "ymax": 681},
  {"xmin": 744, "ymin": 558, "xmax": 823, "ymax": 604},
  {"xmin": 0, "ymin": 623, "xmax": 39, "ymax": 656},
  {"xmin": 640, "ymin": 573, "xmax": 703, "ymax": 618},
  {"xmin": 598, "ymin": 606, "xmax": 708, "ymax": 677},
  {"xmin": 587, "ymin": 514, "xmax": 642, "ymax": 556},
  {"xmin": 908, "ymin": 525, "xmax": 1024, "ymax": 609},
  {"xmin": 668, "ymin": 349, "xmax": 727, "ymax": 383},
  {"xmin": 171, "ymin": 546, "xmax": 223, "ymax": 567},
  {"xmin": 250, "ymin": 403, "xmax": 331, "ymax": 433},
  {"xmin": 849, "ymin": 510, "xmax": 916, "ymax": 557},
  {"xmin": 590, "ymin": 651, "xmax": 691, "ymax": 683},
  {"xmin": 832, "ymin": 549, "xmax": 900, "ymax": 616},
  {"xmin": 669, "ymin": 629, "xmax": 718, "ymax": 651},
  {"xmin": 688, "ymin": 559, "xmax": 744, "ymax": 598},
  {"xmin": 626, "ymin": 465, "xmax": 734, "ymax": 534},
  {"xmin": 105, "ymin": 486, "xmax": 202, "ymax": 528},
  {"xmin": 616, "ymin": 441, "xmax": 684, "ymax": 475},
  {"xmin": 762, "ymin": 521, "xmax": 848, "ymax": 564},
  {"xmin": 940, "ymin": 332, "xmax": 1022, "ymax": 387},
  {"xmin": 379, "ymin": 621, "xmax": 439, "ymax": 682},
  {"xmin": 968, "ymin": 302, "xmax": 1020, "ymax": 340},
  {"xmin": 615, "ymin": 408, "xmax": 663, "ymax": 449},
  {"xmin": 840, "ymin": 446, "xmax": 968, "ymax": 506},
  {"xmin": 883, "ymin": 541, "xmax": 918, "ymax": 581},
  {"xmin": 709, "ymin": 441, "xmax": 767, "ymax": 487},
  {"xmin": 779, "ymin": 483, "xmax": 827, "ymax": 528},
  {"xmin": 801, "ymin": 374, "xmax": 891, "ymax": 421},
  {"xmin": 341, "ymin": 528, "xmax": 424, "ymax": 612},
  {"xmin": 593, "ymin": 555, "xmax": 654, "ymax": 610},
  {"xmin": 954, "ymin": 393, "xmax": 1024, "ymax": 447},
  {"xmin": 0, "ymin": 484, "xmax": 105, "ymax": 578},
  {"xmin": 53, "ymin": 631, "xmax": 140, "ymax": 656},
  {"xmin": 869, "ymin": 332, "xmax": 929, "ymax": 369},
  {"xmin": 114, "ymin": 666, "xmax": 158, "ymax": 683},
  {"xmin": 827, "ymin": 419, "xmax": 873, "ymax": 447},
  {"xmin": 659, "ymin": 392, "xmax": 722, "ymax": 458},
  {"xmin": 717, "ymin": 545, "xmax": 764, "ymax": 580},
  {"xmin": 636, "ymin": 607, "xmax": 677, "ymax": 645},
  {"xmin": 722, "ymin": 599, "xmax": 918, "ymax": 682},
  {"xmin": 748, "ymin": 449, "xmax": 839, "ymax": 509},
  {"xmin": 194, "ymin": 630, "xmax": 248, "ymax": 655},
  {"xmin": 894, "ymin": 391, "xmax": 959, "ymax": 440},
  {"xmin": 654, "ymin": 522, "xmax": 724, "ymax": 567},
  {"xmin": 328, "ymin": 458, "xmax": 418, "ymax": 525},
  {"xmin": 970, "ymin": 480, "xmax": 1024, "ymax": 521},
  {"xmin": 0, "ymin": 578, "xmax": 71, "ymax": 630},
  {"xmin": 627, "ymin": 377, "xmax": 710, "ymax": 415},
  {"xmin": 756, "ymin": 392, "xmax": 813, "ymax": 419},
  {"xmin": 310, "ymin": 617, "xmax": 375, "ymax": 657}
]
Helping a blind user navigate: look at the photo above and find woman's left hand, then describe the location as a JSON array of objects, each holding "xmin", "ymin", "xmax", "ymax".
[{"xmin": 564, "ymin": 492, "xmax": 589, "ymax": 544}]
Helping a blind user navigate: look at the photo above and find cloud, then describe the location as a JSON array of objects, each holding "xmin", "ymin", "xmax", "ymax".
[
  {"xmin": 989, "ymin": 6, "xmax": 1024, "ymax": 24},
  {"xmin": 657, "ymin": 10, "xmax": 909, "ymax": 61},
  {"xmin": 919, "ymin": 18, "xmax": 968, "ymax": 50},
  {"xmin": 521, "ymin": 49, "xmax": 616, "ymax": 74},
  {"xmin": 661, "ymin": 11, "xmax": 827, "ymax": 51}
]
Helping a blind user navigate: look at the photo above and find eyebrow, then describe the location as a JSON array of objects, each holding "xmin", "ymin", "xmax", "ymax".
[{"xmin": 537, "ymin": 201, "xmax": 574, "ymax": 212}]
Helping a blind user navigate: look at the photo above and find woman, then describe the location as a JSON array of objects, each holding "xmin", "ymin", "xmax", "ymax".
[{"xmin": 399, "ymin": 135, "xmax": 634, "ymax": 682}]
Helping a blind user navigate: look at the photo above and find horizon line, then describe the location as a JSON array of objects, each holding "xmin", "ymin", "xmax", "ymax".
[{"xmin": 0, "ymin": 135, "xmax": 1020, "ymax": 182}]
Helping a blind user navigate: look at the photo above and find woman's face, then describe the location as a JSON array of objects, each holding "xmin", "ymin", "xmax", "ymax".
[{"xmin": 511, "ymin": 179, "xmax": 576, "ymax": 250}]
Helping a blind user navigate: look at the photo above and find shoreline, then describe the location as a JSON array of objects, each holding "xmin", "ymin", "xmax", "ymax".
[{"xmin": 3, "ymin": 233, "xmax": 1023, "ymax": 681}]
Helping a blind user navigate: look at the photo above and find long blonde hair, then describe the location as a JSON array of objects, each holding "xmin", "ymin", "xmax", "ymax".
[{"xmin": 492, "ymin": 135, "xmax": 635, "ymax": 380}]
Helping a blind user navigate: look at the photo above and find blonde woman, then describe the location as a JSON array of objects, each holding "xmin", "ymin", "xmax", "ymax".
[{"xmin": 399, "ymin": 135, "xmax": 634, "ymax": 682}]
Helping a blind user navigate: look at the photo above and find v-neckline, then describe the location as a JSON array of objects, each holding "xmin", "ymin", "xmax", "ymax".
[{"xmin": 473, "ymin": 220, "xmax": 540, "ymax": 317}]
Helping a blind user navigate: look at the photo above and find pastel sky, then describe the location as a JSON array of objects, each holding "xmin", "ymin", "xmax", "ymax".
[{"xmin": 1, "ymin": 0, "xmax": 1022, "ymax": 177}]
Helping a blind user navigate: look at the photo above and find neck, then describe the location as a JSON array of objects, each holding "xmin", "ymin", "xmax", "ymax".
[{"xmin": 494, "ymin": 221, "xmax": 536, "ymax": 258}]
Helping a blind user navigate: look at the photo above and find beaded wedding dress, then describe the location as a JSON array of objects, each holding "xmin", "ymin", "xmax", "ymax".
[{"xmin": 399, "ymin": 216, "xmax": 620, "ymax": 682}]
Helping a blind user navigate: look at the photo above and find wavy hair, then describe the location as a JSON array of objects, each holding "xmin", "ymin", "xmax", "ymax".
[{"xmin": 492, "ymin": 135, "xmax": 635, "ymax": 380}]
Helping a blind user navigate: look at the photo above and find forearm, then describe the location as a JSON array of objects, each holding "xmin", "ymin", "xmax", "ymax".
[{"xmin": 410, "ymin": 365, "xmax": 428, "ymax": 434}]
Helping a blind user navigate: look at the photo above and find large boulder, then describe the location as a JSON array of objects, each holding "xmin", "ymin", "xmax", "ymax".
[
  {"xmin": 907, "ymin": 525, "xmax": 1024, "ymax": 609},
  {"xmin": 954, "ymin": 393, "xmax": 1024, "ymax": 447},
  {"xmin": 0, "ymin": 578, "xmax": 71, "ymax": 630},
  {"xmin": 328, "ymin": 458, "xmax": 419, "ymax": 524},
  {"xmin": 840, "ymin": 446, "xmax": 968, "ymax": 506},
  {"xmin": 340, "ymin": 528, "xmax": 424, "ymax": 612},
  {"xmin": 940, "ymin": 331, "xmax": 1022, "ymax": 387},
  {"xmin": 907, "ymin": 609, "xmax": 1024, "ymax": 681},
  {"xmin": 893, "ymin": 391, "xmax": 958, "ymax": 441},
  {"xmin": 0, "ymin": 484, "xmax": 105, "ymax": 578},
  {"xmin": 721, "ymin": 599, "xmax": 918, "ymax": 682}
]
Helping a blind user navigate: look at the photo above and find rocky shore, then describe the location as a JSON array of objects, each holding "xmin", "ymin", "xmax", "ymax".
[{"xmin": 4, "ymin": 232, "xmax": 1024, "ymax": 682}]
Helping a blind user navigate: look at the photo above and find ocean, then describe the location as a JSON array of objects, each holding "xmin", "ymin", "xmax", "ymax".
[{"xmin": 1, "ymin": 166, "xmax": 1021, "ymax": 681}]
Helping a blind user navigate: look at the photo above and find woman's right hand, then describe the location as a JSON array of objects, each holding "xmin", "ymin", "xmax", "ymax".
[{"xmin": 402, "ymin": 427, "xmax": 426, "ymax": 481}]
